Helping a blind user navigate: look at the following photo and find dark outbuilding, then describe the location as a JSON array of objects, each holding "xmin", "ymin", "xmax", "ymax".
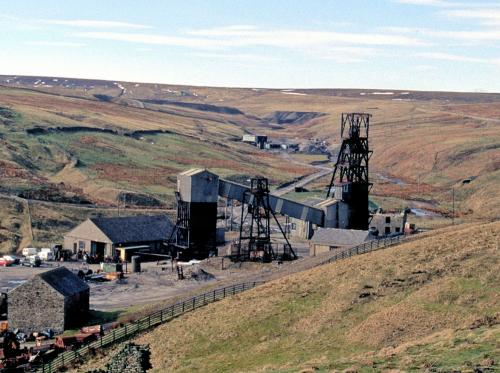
[{"xmin": 8, "ymin": 267, "xmax": 89, "ymax": 334}]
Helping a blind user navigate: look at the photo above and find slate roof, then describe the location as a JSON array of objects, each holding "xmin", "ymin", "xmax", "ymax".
[
  {"xmin": 90, "ymin": 215, "xmax": 174, "ymax": 244},
  {"xmin": 311, "ymin": 228, "xmax": 371, "ymax": 246},
  {"xmin": 37, "ymin": 267, "xmax": 89, "ymax": 297}
]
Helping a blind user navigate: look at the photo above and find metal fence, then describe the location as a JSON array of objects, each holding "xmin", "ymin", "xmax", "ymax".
[
  {"xmin": 33, "ymin": 281, "xmax": 263, "ymax": 373},
  {"xmin": 33, "ymin": 234, "xmax": 415, "ymax": 372},
  {"xmin": 317, "ymin": 234, "xmax": 409, "ymax": 266}
]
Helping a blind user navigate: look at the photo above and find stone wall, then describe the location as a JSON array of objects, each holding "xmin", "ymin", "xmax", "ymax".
[
  {"xmin": 8, "ymin": 277, "xmax": 65, "ymax": 334},
  {"xmin": 86, "ymin": 343, "xmax": 151, "ymax": 373}
]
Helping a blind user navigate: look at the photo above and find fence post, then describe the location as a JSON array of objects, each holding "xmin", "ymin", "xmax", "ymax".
[
  {"xmin": 223, "ymin": 287, "xmax": 226, "ymax": 298},
  {"xmin": 171, "ymin": 305, "xmax": 174, "ymax": 318},
  {"xmin": 193, "ymin": 297, "xmax": 196, "ymax": 309},
  {"xmin": 182, "ymin": 301, "xmax": 185, "ymax": 313}
]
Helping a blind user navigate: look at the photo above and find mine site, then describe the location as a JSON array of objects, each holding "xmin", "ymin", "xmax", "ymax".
[{"xmin": 1, "ymin": 1, "xmax": 499, "ymax": 373}]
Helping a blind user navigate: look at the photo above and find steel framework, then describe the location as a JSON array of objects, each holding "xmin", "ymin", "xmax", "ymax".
[
  {"xmin": 326, "ymin": 113, "xmax": 373, "ymax": 229},
  {"xmin": 237, "ymin": 178, "xmax": 296, "ymax": 262}
]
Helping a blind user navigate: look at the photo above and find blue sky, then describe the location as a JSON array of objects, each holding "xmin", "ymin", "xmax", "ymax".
[{"xmin": 1, "ymin": 0, "xmax": 500, "ymax": 91}]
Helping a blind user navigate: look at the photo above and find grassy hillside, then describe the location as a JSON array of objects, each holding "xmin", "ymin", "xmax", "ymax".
[
  {"xmin": 0, "ymin": 84, "xmax": 313, "ymax": 253},
  {"xmin": 135, "ymin": 221, "xmax": 499, "ymax": 372},
  {"xmin": 1, "ymin": 76, "xmax": 499, "ymax": 253}
]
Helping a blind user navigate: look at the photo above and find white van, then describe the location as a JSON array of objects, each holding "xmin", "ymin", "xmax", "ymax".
[
  {"xmin": 39, "ymin": 248, "xmax": 54, "ymax": 261},
  {"xmin": 22, "ymin": 247, "xmax": 38, "ymax": 257}
]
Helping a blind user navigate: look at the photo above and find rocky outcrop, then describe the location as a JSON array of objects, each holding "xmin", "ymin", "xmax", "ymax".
[{"xmin": 264, "ymin": 111, "xmax": 326, "ymax": 125}]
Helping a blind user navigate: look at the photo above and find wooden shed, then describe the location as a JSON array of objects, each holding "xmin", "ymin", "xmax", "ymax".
[{"xmin": 7, "ymin": 267, "xmax": 89, "ymax": 334}]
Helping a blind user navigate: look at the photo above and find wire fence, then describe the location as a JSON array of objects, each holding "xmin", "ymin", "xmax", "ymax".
[
  {"xmin": 317, "ymin": 234, "xmax": 409, "ymax": 266},
  {"xmin": 33, "ymin": 281, "xmax": 263, "ymax": 373},
  {"xmin": 33, "ymin": 234, "xmax": 415, "ymax": 372}
]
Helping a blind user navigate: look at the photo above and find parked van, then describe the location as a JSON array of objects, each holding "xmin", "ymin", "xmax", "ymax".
[
  {"xmin": 22, "ymin": 247, "xmax": 38, "ymax": 257},
  {"xmin": 39, "ymin": 248, "xmax": 54, "ymax": 261}
]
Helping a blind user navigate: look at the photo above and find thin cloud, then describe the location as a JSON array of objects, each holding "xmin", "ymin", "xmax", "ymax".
[
  {"xmin": 416, "ymin": 51, "xmax": 493, "ymax": 64},
  {"xmin": 41, "ymin": 19, "xmax": 151, "ymax": 29},
  {"xmin": 25, "ymin": 41, "xmax": 86, "ymax": 47},
  {"xmin": 76, "ymin": 27, "xmax": 426, "ymax": 52},
  {"xmin": 192, "ymin": 52, "xmax": 280, "ymax": 62},
  {"xmin": 443, "ymin": 8, "xmax": 500, "ymax": 26},
  {"xmin": 393, "ymin": 0, "xmax": 451, "ymax": 6},
  {"xmin": 186, "ymin": 26, "xmax": 427, "ymax": 47},
  {"xmin": 74, "ymin": 31, "xmax": 227, "ymax": 48}
]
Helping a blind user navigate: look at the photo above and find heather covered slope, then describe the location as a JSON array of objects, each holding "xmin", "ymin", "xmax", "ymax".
[
  {"xmin": 136, "ymin": 221, "xmax": 499, "ymax": 372},
  {"xmin": 1, "ymin": 76, "xmax": 499, "ymax": 253}
]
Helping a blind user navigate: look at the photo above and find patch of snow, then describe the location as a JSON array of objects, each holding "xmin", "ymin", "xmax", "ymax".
[
  {"xmin": 281, "ymin": 92, "xmax": 307, "ymax": 96},
  {"xmin": 281, "ymin": 89, "xmax": 294, "ymax": 92},
  {"xmin": 360, "ymin": 92, "xmax": 366, "ymax": 95},
  {"xmin": 135, "ymin": 83, "xmax": 140, "ymax": 87},
  {"xmin": 34, "ymin": 79, "xmax": 41, "ymax": 85},
  {"xmin": 400, "ymin": 92, "xmax": 410, "ymax": 95},
  {"xmin": 53, "ymin": 78, "xmax": 58, "ymax": 82},
  {"xmin": 371, "ymin": 92, "xmax": 394, "ymax": 95}
]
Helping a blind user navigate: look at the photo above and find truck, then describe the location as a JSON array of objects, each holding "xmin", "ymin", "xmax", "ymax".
[
  {"xmin": 22, "ymin": 247, "xmax": 38, "ymax": 257},
  {"xmin": 38, "ymin": 248, "xmax": 54, "ymax": 261}
]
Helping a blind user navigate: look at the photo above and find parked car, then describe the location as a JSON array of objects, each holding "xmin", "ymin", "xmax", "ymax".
[
  {"xmin": 2, "ymin": 255, "xmax": 20, "ymax": 265},
  {"xmin": 20, "ymin": 255, "xmax": 42, "ymax": 267},
  {"xmin": 0, "ymin": 257, "xmax": 11, "ymax": 267},
  {"xmin": 22, "ymin": 247, "xmax": 38, "ymax": 257}
]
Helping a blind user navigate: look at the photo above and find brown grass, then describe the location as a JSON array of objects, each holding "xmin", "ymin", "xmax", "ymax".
[{"xmin": 133, "ymin": 221, "xmax": 499, "ymax": 372}]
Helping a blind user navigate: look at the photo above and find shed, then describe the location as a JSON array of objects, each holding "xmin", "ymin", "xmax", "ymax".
[
  {"xmin": 64, "ymin": 215, "xmax": 174, "ymax": 260},
  {"xmin": 7, "ymin": 267, "xmax": 89, "ymax": 334},
  {"xmin": 309, "ymin": 228, "xmax": 372, "ymax": 256}
]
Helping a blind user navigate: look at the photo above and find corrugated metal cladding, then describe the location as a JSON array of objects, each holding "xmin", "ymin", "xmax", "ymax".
[
  {"xmin": 178, "ymin": 169, "xmax": 219, "ymax": 203},
  {"xmin": 218, "ymin": 179, "xmax": 325, "ymax": 226}
]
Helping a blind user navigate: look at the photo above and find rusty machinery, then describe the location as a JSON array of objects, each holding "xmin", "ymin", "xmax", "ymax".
[
  {"xmin": 236, "ymin": 178, "xmax": 296, "ymax": 262},
  {"xmin": 326, "ymin": 113, "xmax": 373, "ymax": 230}
]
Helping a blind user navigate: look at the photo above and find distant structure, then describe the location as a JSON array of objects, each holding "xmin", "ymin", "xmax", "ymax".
[
  {"xmin": 172, "ymin": 169, "xmax": 219, "ymax": 259},
  {"xmin": 327, "ymin": 113, "xmax": 372, "ymax": 230},
  {"xmin": 64, "ymin": 215, "xmax": 174, "ymax": 261},
  {"xmin": 8, "ymin": 267, "xmax": 89, "ymax": 334},
  {"xmin": 242, "ymin": 134, "xmax": 267, "ymax": 149}
]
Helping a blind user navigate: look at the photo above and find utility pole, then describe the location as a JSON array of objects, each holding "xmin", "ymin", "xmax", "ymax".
[{"xmin": 452, "ymin": 187, "xmax": 455, "ymax": 225}]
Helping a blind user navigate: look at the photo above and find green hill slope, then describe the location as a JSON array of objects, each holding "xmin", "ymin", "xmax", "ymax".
[{"xmin": 135, "ymin": 221, "xmax": 499, "ymax": 372}]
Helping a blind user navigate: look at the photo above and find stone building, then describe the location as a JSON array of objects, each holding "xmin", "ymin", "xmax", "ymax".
[
  {"xmin": 309, "ymin": 228, "xmax": 372, "ymax": 256},
  {"xmin": 8, "ymin": 267, "xmax": 89, "ymax": 334},
  {"xmin": 64, "ymin": 215, "xmax": 174, "ymax": 261},
  {"xmin": 370, "ymin": 210, "xmax": 408, "ymax": 236}
]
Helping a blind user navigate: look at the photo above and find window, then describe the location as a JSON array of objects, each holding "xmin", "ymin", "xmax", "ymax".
[
  {"xmin": 79, "ymin": 241, "xmax": 86, "ymax": 250},
  {"xmin": 385, "ymin": 227, "xmax": 391, "ymax": 234},
  {"xmin": 385, "ymin": 216, "xmax": 391, "ymax": 224},
  {"xmin": 395, "ymin": 227, "xmax": 401, "ymax": 233}
]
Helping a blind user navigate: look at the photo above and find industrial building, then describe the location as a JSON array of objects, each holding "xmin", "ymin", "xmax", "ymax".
[
  {"xmin": 370, "ymin": 210, "xmax": 408, "ymax": 236},
  {"xmin": 309, "ymin": 228, "xmax": 372, "ymax": 256},
  {"xmin": 242, "ymin": 134, "xmax": 267, "ymax": 149},
  {"xmin": 64, "ymin": 215, "xmax": 174, "ymax": 261},
  {"xmin": 173, "ymin": 169, "xmax": 219, "ymax": 259},
  {"xmin": 7, "ymin": 267, "xmax": 89, "ymax": 334}
]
